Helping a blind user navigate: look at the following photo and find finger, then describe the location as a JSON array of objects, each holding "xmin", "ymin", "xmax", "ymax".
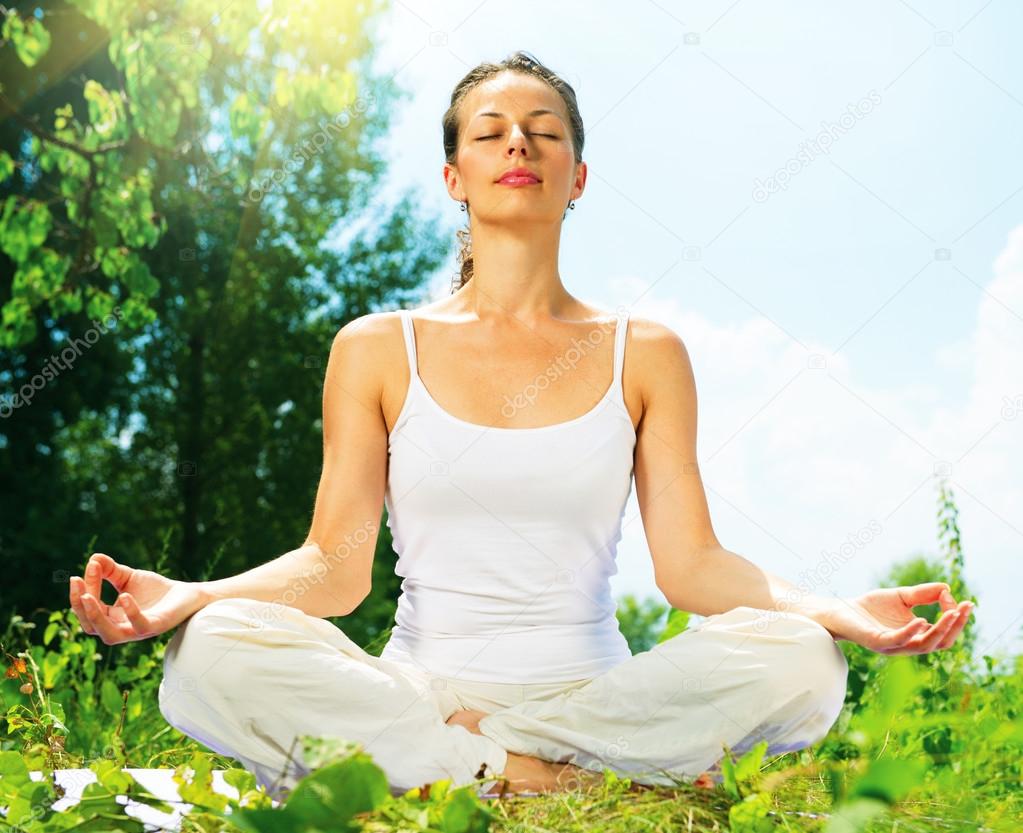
[
  {"xmin": 883, "ymin": 614, "xmax": 945, "ymax": 659},
  {"xmin": 115, "ymin": 594, "xmax": 152, "ymax": 637},
  {"xmin": 875, "ymin": 617, "xmax": 930, "ymax": 651},
  {"xmin": 937, "ymin": 586, "xmax": 958, "ymax": 614},
  {"xmin": 936, "ymin": 619, "xmax": 962, "ymax": 650},
  {"xmin": 907, "ymin": 608, "xmax": 961, "ymax": 654},
  {"xmin": 83, "ymin": 557, "xmax": 106, "ymax": 609},
  {"xmin": 937, "ymin": 602, "xmax": 974, "ymax": 650},
  {"xmin": 69, "ymin": 577, "xmax": 97, "ymax": 635},
  {"xmin": 88, "ymin": 553, "xmax": 134, "ymax": 597},
  {"xmin": 80, "ymin": 593, "xmax": 127, "ymax": 645},
  {"xmin": 897, "ymin": 582, "xmax": 953, "ymax": 609}
]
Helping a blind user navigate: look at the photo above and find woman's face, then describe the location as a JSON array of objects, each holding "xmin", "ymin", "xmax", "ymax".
[{"xmin": 445, "ymin": 71, "xmax": 586, "ymax": 224}]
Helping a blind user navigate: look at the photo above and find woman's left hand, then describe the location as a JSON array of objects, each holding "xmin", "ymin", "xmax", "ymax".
[{"xmin": 822, "ymin": 582, "xmax": 974, "ymax": 654}]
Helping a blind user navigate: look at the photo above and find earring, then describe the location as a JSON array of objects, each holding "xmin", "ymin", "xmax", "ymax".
[
  {"xmin": 459, "ymin": 201, "xmax": 467, "ymax": 212},
  {"xmin": 569, "ymin": 201, "xmax": 576, "ymax": 210}
]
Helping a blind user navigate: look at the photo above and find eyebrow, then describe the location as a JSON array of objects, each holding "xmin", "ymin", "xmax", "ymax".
[{"xmin": 473, "ymin": 109, "xmax": 561, "ymax": 120}]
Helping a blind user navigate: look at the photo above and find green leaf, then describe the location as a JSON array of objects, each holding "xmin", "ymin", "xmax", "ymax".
[
  {"xmin": 122, "ymin": 258, "xmax": 159, "ymax": 297},
  {"xmin": 823, "ymin": 796, "xmax": 889, "ymax": 833},
  {"xmin": 229, "ymin": 91, "xmax": 265, "ymax": 145},
  {"xmin": 78, "ymin": 778, "xmax": 137, "ymax": 825},
  {"xmin": 733, "ymin": 740, "xmax": 767, "ymax": 785},
  {"xmin": 84, "ymin": 79, "xmax": 121, "ymax": 138},
  {"xmin": 1, "ymin": 296, "xmax": 37, "ymax": 347},
  {"xmin": 231, "ymin": 745, "xmax": 390, "ymax": 833},
  {"xmin": 49, "ymin": 287, "xmax": 84, "ymax": 316},
  {"xmin": 0, "ymin": 749, "xmax": 32, "ymax": 784},
  {"xmin": 174, "ymin": 752, "xmax": 229, "ymax": 811},
  {"xmin": 92, "ymin": 756, "xmax": 134, "ymax": 794},
  {"xmin": 47, "ymin": 699, "xmax": 66, "ymax": 730},
  {"xmin": 283, "ymin": 753, "xmax": 389, "ymax": 823},
  {"xmin": 99, "ymin": 245, "xmax": 130, "ymax": 278},
  {"xmin": 85, "ymin": 287, "xmax": 116, "ymax": 322},
  {"xmin": 100, "ymin": 677, "xmax": 123, "ymax": 716},
  {"xmin": 0, "ymin": 199, "xmax": 52, "ymax": 263},
  {"xmin": 719, "ymin": 740, "xmax": 767, "ymax": 800},
  {"xmin": 93, "ymin": 210, "xmax": 120, "ymax": 249},
  {"xmin": 126, "ymin": 686, "xmax": 143, "ymax": 719},
  {"xmin": 720, "ymin": 749, "xmax": 739, "ymax": 799},
  {"xmin": 2, "ymin": 11, "xmax": 52, "ymax": 67},
  {"xmin": 40, "ymin": 650, "xmax": 67, "ymax": 689},
  {"xmin": 224, "ymin": 766, "xmax": 258, "ymax": 795},
  {"xmin": 0, "ymin": 150, "xmax": 14, "ymax": 183},
  {"xmin": 440, "ymin": 787, "xmax": 492, "ymax": 833},
  {"xmin": 848, "ymin": 758, "xmax": 926, "ymax": 804},
  {"xmin": 119, "ymin": 295, "xmax": 156, "ymax": 329},
  {"xmin": 855, "ymin": 656, "xmax": 927, "ymax": 742},
  {"xmin": 43, "ymin": 621, "xmax": 59, "ymax": 645},
  {"xmin": 656, "ymin": 608, "xmax": 691, "ymax": 644},
  {"xmin": 727, "ymin": 792, "xmax": 775, "ymax": 833},
  {"xmin": 229, "ymin": 807, "xmax": 308, "ymax": 833}
]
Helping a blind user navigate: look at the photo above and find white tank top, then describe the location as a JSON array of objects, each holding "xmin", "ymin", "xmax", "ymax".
[{"xmin": 380, "ymin": 308, "xmax": 636, "ymax": 683}]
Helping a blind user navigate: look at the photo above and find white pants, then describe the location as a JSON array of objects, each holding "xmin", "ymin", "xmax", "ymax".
[{"xmin": 157, "ymin": 599, "xmax": 848, "ymax": 798}]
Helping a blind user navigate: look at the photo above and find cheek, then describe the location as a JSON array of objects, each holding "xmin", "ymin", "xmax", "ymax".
[
  {"xmin": 546, "ymin": 156, "xmax": 577, "ymax": 187},
  {"xmin": 456, "ymin": 147, "xmax": 489, "ymax": 185}
]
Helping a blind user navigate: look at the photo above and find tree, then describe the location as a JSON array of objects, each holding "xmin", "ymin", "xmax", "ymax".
[
  {"xmin": 615, "ymin": 593, "xmax": 671, "ymax": 654},
  {"xmin": 0, "ymin": 0, "xmax": 450, "ymax": 635}
]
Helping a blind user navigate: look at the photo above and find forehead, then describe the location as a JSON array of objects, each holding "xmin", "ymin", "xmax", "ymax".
[{"xmin": 463, "ymin": 72, "xmax": 567, "ymax": 122}]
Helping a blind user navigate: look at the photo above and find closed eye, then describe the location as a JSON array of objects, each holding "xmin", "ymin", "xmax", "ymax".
[{"xmin": 476, "ymin": 133, "xmax": 559, "ymax": 140}]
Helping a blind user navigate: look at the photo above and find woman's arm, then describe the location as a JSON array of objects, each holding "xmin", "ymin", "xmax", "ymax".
[
  {"xmin": 632, "ymin": 320, "xmax": 973, "ymax": 655},
  {"xmin": 69, "ymin": 314, "xmax": 392, "ymax": 643},
  {"xmin": 625, "ymin": 323, "xmax": 831, "ymax": 619},
  {"xmin": 194, "ymin": 542, "xmax": 368, "ymax": 619},
  {"xmin": 199, "ymin": 315, "xmax": 391, "ymax": 618},
  {"xmin": 653, "ymin": 543, "xmax": 837, "ymax": 624}
]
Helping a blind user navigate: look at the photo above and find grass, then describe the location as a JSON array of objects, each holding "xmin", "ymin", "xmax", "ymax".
[{"xmin": 1, "ymin": 482, "xmax": 1020, "ymax": 832}]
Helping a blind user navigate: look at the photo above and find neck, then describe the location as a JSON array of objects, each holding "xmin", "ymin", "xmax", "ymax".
[{"xmin": 459, "ymin": 220, "xmax": 575, "ymax": 322}]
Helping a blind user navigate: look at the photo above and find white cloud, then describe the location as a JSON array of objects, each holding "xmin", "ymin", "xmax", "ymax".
[{"xmin": 612, "ymin": 224, "xmax": 1023, "ymax": 659}]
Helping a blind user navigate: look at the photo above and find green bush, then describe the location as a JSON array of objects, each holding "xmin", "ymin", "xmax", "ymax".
[{"xmin": 2, "ymin": 481, "xmax": 1020, "ymax": 832}]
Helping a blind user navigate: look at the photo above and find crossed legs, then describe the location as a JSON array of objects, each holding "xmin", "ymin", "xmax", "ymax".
[
  {"xmin": 473, "ymin": 605, "xmax": 849, "ymax": 787},
  {"xmin": 157, "ymin": 599, "xmax": 848, "ymax": 797}
]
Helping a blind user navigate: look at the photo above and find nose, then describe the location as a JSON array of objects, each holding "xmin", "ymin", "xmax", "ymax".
[{"xmin": 506, "ymin": 124, "xmax": 528, "ymax": 155}]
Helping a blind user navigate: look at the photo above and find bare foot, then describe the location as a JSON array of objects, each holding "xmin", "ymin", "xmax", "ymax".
[
  {"xmin": 445, "ymin": 708, "xmax": 488, "ymax": 735},
  {"xmin": 444, "ymin": 710, "xmax": 546, "ymax": 794},
  {"xmin": 551, "ymin": 762, "xmax": 606, "ymax": 792},
  {"xmin": 444, "ymin": 709, "xmax": 607, "ymax": 795}
]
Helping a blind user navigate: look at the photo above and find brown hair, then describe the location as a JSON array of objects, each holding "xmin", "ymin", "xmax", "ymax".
[{"xmin": 442, "ymin": 50, "xmax": 585, "ymax": 292}]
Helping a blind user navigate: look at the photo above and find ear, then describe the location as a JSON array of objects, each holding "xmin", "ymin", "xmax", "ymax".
[
  {"xmin": 571, "ymin": 159, "xmax": 587, "ymax": 201},
  {"xmin": 443, "ymin": 163, "xmax": 465, "ymax": 202}
]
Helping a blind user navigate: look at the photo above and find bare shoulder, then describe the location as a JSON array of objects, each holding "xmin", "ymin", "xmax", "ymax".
[
  {"xmin": 623, "ymin": 315, "xmax": 695, "ymax": 411},
  {"xmin": 332, "ymin": 310, "xmax": 402, "ymax": 347},
  {"xmin": 625, "ymin": 314, "xmax": 690, "ymax": 358},
  {"xmin": 327, "ymin": 311, "xmax": 406, "ymax": 404}
]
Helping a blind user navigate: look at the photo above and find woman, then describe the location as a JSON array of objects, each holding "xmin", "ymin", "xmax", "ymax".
[{"xmin": 68, "ymin": 51, "xmax": 973, "ymax": 800}]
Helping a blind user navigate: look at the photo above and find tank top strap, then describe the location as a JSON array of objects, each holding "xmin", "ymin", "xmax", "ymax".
[
  {"xmin": 611, "ymin": 308, "xmax": 630, "ymax": 389},
  {"xmin": 398, "ymin": 309, "xmax": 419, "ymax": 377}
]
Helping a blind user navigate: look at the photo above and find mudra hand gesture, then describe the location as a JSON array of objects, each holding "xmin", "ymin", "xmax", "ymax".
[
  {"xmin": 827, "ymin": 582, "xmax": 974, "ymax": 654},
  {"xmin": 69, "ymin": 553, "xmax": 204, "ymax": 644}
]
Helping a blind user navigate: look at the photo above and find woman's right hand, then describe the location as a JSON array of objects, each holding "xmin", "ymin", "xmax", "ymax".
[{"xmin": 69, "ymin": 553, "xmax": 208, "ymax": 644}]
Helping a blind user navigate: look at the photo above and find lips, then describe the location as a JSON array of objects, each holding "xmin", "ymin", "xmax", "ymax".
[{"xmin": 497, "ymin": 167, "xmax": 541, "ymax": 184}]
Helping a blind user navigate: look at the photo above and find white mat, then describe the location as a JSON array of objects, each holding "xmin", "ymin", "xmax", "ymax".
[{"xmin": 25, "ymin": 768, "xmax": 278, "ymax": 832}]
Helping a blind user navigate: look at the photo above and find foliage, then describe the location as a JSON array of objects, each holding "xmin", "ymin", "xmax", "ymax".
[
  {"xmin": 614, "ymin": 593, "xmax": 670, "ymax": 654},
  {"xmin": 2, "ymin": 480, "xmax": 1020, "ymax": 831},
  {"xmin": 0, "ymin": 0, "xmax": 449, "ymax": 624}
]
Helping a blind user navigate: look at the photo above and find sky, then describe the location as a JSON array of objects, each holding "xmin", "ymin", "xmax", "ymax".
[{"xmin": 363, "ymin": 0, "xmax": 1022, "ymax": 658}]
